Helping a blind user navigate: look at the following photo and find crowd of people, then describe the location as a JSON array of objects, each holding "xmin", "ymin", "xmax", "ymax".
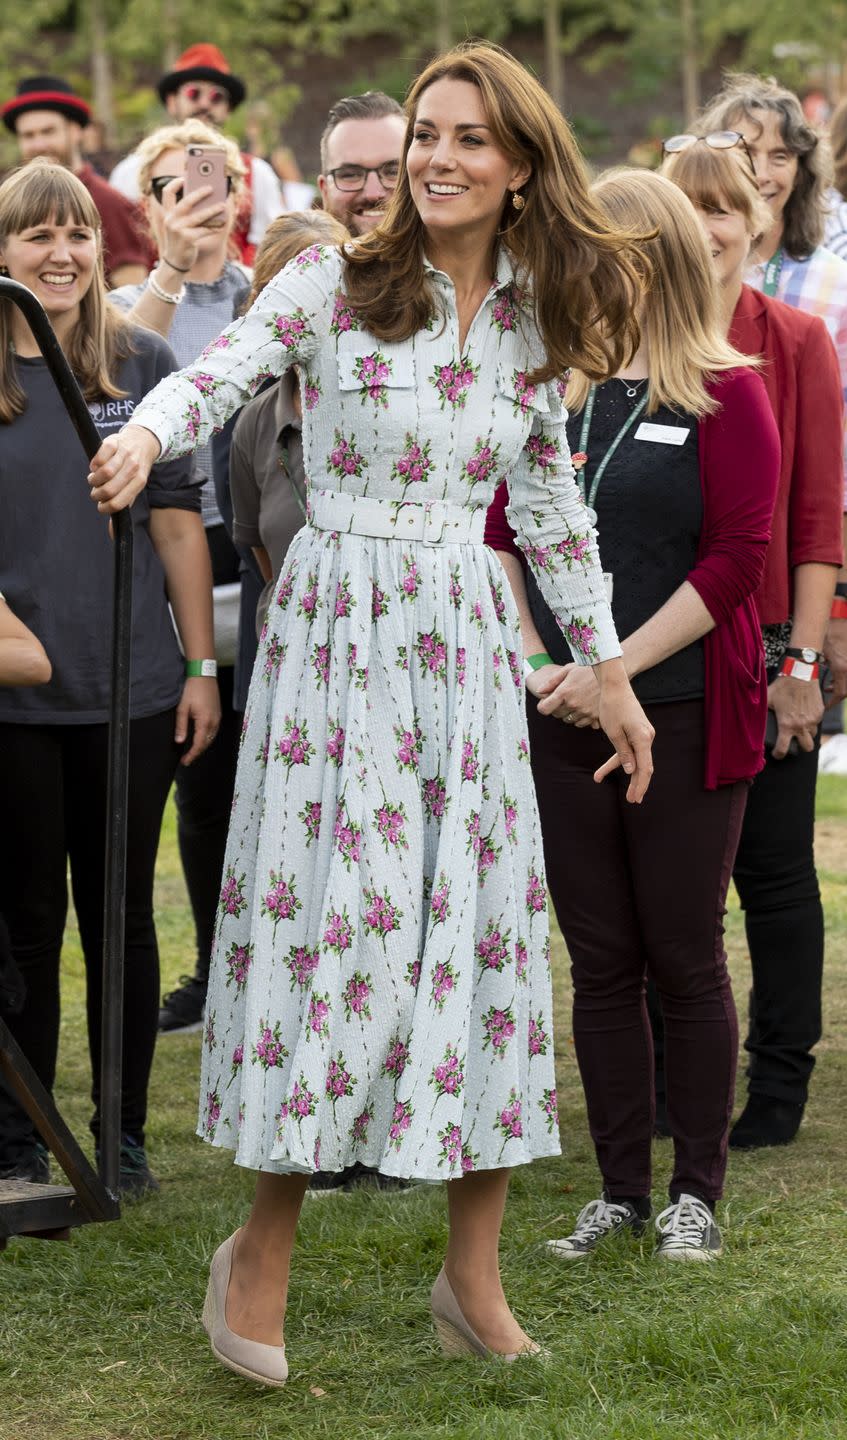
[{"xmin": 0, "ymin": 35, "xmax": 845, "ymax": 1386}]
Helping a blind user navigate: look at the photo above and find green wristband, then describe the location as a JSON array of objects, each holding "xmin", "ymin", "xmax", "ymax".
[
  {"xmin": 185, "ymin": 659, "xmax": 218, "ymax": 678},
  {"xmin": 523, "ymin": 652, "xmax": 553, "ymax": 680}
]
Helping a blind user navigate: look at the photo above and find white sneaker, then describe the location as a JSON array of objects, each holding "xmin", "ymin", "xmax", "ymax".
[
  {"xmin": 546, "ymin": 1194, "xmax": 648, "ymax": 1259},
  {"xmin": 818, "ymin": 733, "xmax": 847, "ymax": 775},
  {"xmin": 654, "ymin": 1194, "xmax": 722, "ymax": 1261}
]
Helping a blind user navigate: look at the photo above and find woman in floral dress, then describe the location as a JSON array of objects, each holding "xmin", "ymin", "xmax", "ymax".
[{"xmin": 89, "ymin": 42, "xmax": 653, "ymax": 1381}]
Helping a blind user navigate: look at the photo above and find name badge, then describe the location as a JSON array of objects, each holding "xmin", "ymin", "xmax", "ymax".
[{"xmin": 634, "ymin": 422, "xmax": 690, "ymax": 445}]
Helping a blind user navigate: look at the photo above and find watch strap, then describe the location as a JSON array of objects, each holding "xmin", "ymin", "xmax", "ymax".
[{"xmin": 783, "ymin": 646, "xmax": 824, "ymax": 664}]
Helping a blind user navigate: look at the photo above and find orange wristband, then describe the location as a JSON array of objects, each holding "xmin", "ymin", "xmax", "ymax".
[{"xmin": 831, "ymin": 597, "xmax": 847, "ymax": 619}]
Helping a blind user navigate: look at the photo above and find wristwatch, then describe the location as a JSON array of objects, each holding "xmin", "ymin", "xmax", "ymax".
[
  {"xmin": 784, "ymin": 646, "xmax": 824, "ymax": 665},
  {"xmin": 779, "ymin": 653, "xmax": 820, "ymax": 683}
]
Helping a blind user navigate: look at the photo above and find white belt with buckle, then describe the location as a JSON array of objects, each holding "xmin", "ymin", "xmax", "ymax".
[{"xmin": 309, "ymin": 488, "xmax": 486, "ymax": 546}]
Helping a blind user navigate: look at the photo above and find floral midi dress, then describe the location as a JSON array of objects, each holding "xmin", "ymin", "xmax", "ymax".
[{"xmin": 131, "ymin": 244, "xmax": 621, "ymax": 1180}]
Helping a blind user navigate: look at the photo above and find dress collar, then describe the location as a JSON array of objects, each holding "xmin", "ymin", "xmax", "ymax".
[{"xmin": 422, "ymin": 245, "xmax": 516, "ymax": 294}]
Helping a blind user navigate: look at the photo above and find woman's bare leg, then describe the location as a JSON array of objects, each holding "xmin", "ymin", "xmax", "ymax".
[
  {"xmin": 224, "ymin": 1171, "xmax": 309, "ymax": 1345},
  {"xmin": 444, "ymin": 1168, "xmax": 535, "ymax": 1354}
]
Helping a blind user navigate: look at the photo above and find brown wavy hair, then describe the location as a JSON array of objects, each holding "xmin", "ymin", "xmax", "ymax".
[
  {"xmin": 829, "ymin": 96, "xmax": 847, "ymax": 201},
  {"xmin": 246, "ymin": 210, "xmax": 349, "ymax": 308},
  {"xmin": 567, "ymin": 170, "xmax": 754, "ymax": 419},
  {"xmin": 0, "ymin": 161, "xmax": 134, "ymax": 424},
  {"xmin": 341, "ymin": 41, "xmax": 645, "ymax": 386}
]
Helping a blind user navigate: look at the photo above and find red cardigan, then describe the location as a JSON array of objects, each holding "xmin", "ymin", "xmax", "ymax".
[
  {"xmin": 730, "ymin": 285, "xmax": 843, "ymax": 623},
  {"xmin": 485, "ymin": 366, "xmax": 780, "ymax": 789}
]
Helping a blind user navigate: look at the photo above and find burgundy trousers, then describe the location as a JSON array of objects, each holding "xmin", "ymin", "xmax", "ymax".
[{"xmin": 528, "ymin": 698, "xmax": 746, "ymax": 1205}]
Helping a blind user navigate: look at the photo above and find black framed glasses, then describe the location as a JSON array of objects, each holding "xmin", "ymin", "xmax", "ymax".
[
  {"xmin": 149, "ymin": 174, "xmax": 233, "ymax": 204},
  {"xmin": 326, "ymin": 162, "xmax": 400, "ymax": 192},
  {"xmin": 662, "ymin": 130, "xmax": 756, "ymax": 176}
]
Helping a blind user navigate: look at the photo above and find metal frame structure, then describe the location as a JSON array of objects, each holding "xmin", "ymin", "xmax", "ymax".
[{"xmin": 0, "ymin": 276, "xmax": 132, "ymax": 1243}]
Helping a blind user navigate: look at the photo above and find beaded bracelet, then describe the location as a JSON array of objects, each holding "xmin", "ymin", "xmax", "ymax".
[{"xmin": 148, "ymin": 272, "xmax": 184, "ymax": 305}]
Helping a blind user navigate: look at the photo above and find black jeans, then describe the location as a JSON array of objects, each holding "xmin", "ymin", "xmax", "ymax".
[{"xmin": 0, "ymin": 711, "xmax": 179, "ymax": 1158}]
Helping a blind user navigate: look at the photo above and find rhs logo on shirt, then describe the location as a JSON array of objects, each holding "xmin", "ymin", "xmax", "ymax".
[{"xmin": 88, "ymin": 398, "xmax": 137, "ymax": 429}]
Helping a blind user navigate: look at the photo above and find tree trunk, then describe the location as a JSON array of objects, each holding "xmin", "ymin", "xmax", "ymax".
[
  {"xmin": 88, "ymin": 0, "xmax": 116, "ymax": 146},
  {"xmin": 435, "ymin": 0, "xmax": 451, "ymax": 54},
  {"xmin": 161, "ymin": 0, "xmax": 180, "ymax": 72},
  {"xmin": 680, "ymin": 0, "xmax": 700, "ymax": 122},
  {"xmin": 544, "ymin": 0, "xmax": 565, "ymax": 112}
]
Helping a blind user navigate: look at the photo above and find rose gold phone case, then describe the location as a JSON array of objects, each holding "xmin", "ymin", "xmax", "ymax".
[{"xmin": 184, "ymin": 145, "xmax": 228, "ymax": 204}]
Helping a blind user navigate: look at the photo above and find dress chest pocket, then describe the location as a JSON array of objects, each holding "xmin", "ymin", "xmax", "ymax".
[
  {"xmin": 495, "ymin": 361, "xmax": 550, "ymax": 421},
  {"xmin": 336, "ymin": 334, "xmax": 415, "ymax": 407}
]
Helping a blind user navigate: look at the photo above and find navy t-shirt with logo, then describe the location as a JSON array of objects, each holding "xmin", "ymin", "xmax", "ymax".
[{"xmin": 0, "ymin": 326, "xmax": 201, "ymax": 724}]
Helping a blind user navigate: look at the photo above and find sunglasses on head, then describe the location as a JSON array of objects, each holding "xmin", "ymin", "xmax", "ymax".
[
  {"xmin": 149, "ymin": 174, "xmax": 233, "ymax": 204},
  {"xmin": 181, "ymin": 83, "xmax": 229, "ymax": 106},
  {"xmin": 662, "ymin": 130, "xmax": 756, "ymax": 176}
]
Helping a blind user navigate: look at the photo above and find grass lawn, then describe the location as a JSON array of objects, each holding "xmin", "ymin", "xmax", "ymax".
[{"xmin": 2, "ymin": 781, "xmax": 846, "ymax": 1440}]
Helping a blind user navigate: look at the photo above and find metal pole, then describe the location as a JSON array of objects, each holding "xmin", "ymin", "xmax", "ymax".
[{"xmin": 0, "ymin": 278, "xmax": 131, "ymax": 1202}]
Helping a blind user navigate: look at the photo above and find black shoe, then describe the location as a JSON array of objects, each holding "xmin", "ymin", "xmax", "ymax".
[
  {"xmin": 158, "ymin": 975, "xmax": 206, "ymax": 1034},
  {"xmin": 655, "ymin": 1194, "xmax": 723, "ymax": 1261},
  {"xmin": 729, "ymin": 1096, "xmax": 805, "ymax": 1150},
  {"xmin": 344, "ymin": 1166, "xmax": 412, "ymax": 1193},
  {"xmin": 96, "ymin": 1134, "xmax": 160, "ymax": 1197},
  {"xmin": 546, "ymin": 1192, "xmax": 650, "ymax": 1259},
  {"xmin": 307, "ymin": 1167, "xmax": 357, "ymax": 1195},
  {"xmin": 0, "ymin": 1142, "xmax": 50, "ymax": 1184}
]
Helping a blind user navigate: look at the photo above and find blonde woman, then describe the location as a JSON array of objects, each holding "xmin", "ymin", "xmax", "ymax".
[{"xmin": 487, "ymin": 169, "xmax": 780, "ymax": 1259}]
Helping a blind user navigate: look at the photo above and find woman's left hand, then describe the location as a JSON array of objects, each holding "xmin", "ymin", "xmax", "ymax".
[
  {"xmin": 595, "ymin": 680, "xmax": 655, "ymax": 803},
  {"xmin": 535, "ymin": 662, "xmax": 602, "ymax": 727},
  {"xmin": 176, "ymin": 677, "xmax": 222, "ymax": 765}
]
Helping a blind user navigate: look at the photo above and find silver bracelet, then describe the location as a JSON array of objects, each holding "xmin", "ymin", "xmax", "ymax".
[{"xmin": 147, "ymin": 271, "xmax": 184, "ymax": 305}]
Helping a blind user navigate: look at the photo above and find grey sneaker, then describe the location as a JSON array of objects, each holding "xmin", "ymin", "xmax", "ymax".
[
  {"xmin": 654, "ymin": 1194, "xmax": 722, "ymax": 1261},
  {"xmin": 546, "ymin": 1194, "xmax": 648, "ymax": 1259}
]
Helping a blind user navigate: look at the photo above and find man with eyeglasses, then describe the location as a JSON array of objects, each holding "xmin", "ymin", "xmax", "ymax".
[
  {"xmin": 109, "ymin": 44, "xmax": 283, "ymax": 265},
  {"xmin": 1, "ymin": 75, "xmax": 151, "ymax": 287},
  {"xmin": 318, "ymin": 92, "xmax": 407, "ymax": 237}
]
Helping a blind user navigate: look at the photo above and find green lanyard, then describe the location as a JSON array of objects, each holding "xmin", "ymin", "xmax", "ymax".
[
  {"xmin": 577, "ymin": 383, "xmax": 649, "ymax": 523},
  {"xmin": 762, "ymin": 246, "xmax": 784, "ymax": 298}
]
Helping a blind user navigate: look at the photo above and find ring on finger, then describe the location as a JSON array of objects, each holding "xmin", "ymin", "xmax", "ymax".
[{"xmin": 562, "ymin": 711, "xmax": 575, "ymax": 724}]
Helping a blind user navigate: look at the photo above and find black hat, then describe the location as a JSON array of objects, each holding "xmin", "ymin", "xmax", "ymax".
[
  {"xmin": 157, "ymin": 44, "xmax": 245, "ymax": 110},
  {"xmin": 2, "ymin": 75, "xmax": 92, "ymax": 133}
]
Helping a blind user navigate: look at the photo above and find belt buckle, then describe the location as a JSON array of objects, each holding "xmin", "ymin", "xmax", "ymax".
[{"xmin": 423, "ymin": 502, "xmax": 445, "ymax": 546}]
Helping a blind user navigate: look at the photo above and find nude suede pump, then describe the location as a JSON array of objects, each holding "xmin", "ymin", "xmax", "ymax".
[{"xmin": 202, "ymin": 1231, "xmax": 288, "ymax": 1387}]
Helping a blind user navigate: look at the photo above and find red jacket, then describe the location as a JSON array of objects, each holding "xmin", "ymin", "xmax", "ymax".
[
  {"xmin": 485, "ymin": 366, "xmax": 780, "ymax": 789},
  {"xmin": 730, "ymin": 285, "xmax": 843, "ymax": 623}
]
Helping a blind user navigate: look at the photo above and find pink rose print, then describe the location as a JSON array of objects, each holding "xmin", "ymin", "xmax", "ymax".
[
  {"xmin": 457, "ymin": 647, "xmax": 467, "ymax": 689},
  {"xmin": 491, "ymin": 288, "xmax": 519, "ymax": 333},
  {"xmin": 311, "ymin": 640, "xmax": 331, "ymax": 689},
  {"xmin": 326, "ymin": 430, "xmax": 366, "ymax": 481},
  {"xmin": 343, "ymin": 970, "xmax": 372, "ymax": 1021},
  {"xmin": 476, "ymin": 920, "xmax": 512, "ymax": 974},
  {"xmin": 406, "ymin": 958, "xmax": 422, "ymax": 990},
  {"xmin": 353, "ymin": 350, "xmax": 393, "ymax": 408},
  {"xmin": 325, "ymin": 1052, "xmax": 356, "ymax": 1105},
  {"xmin": 248, "ymin": 366, "xmax": 276, "ymax": 397},
  {"xmin": 506, "ymin": 650, "xmax": 523, "ymax": 691},
  {"xmin": 462, "ymin": 436, "xmax": 501, "ymax": 488},
  {"xmin": 256, "ymin": 727, "xmax": 271, "ymax": 767},
  {"xmin": 396, "ymin": 644, "xmax": 409, "ymax": 672},
  {"xmin": 483, "ymin": 1005, "xmax": 516, "ymax": 1055},
  {"xmin": 394, "ymin": 717, "xmax": 423, "ymax": 773},
  {"xmin": 224, "ymin": 941, "xmax": 253, "ymax": 989},
  {"xmin": 350, "ymin": 1103, "xmax": 374, "ymax": 1146},
  {"xmin": 190, "ymin": 371, "xmax": 219, "ymax": 397},
  {"xmin": 261, "ymin": 871, "xmax": 302, "ymax": 929},
  {"xmin": 438, "ymin": 1123, "xmax": 478, "ymax": 1174},
  {"xmin": 470, "ymin": 599, "xmax": 484, "ymax": 630},
  {"xmin": 460, "ymin": 735, "xmax": 480, "ymax": 784},
  {"xmin": 415, "ymin": 628, "xmax": 448, "ymax": 682},
  {"xmin": 230, "ymin": 1043, "xmax": 243, "ymax": 1079},
  {"xmin": 448, "ymin": 567, "xmax": 463, "ymax": 607},
  {"xmin": 525, "ymin": 432, "xmax": 559, "ymax": 471},
  {"xmin": 388, "ymin": 1098, "xmax": 414, "ymax": 1150},
  {"xmin": 362, "ymin": 888, "xmax": 404, "ymax": 947},
  {"xmin": 285, "ymin": 943, "xmax": 320, "ymax": 991},
  {"xmin": 517, "ymin": 737, "xmax": 530, "ymax": 763},
  {"xmin": 252, "ymin": 1018, "xmax": 288, "ymax": 1070},
  {"xmin": 489, "ymin": 580, "xmax": 507, "ymax": 623},
  {"xmin": 430, "ymin": 355, "xmax": 479, "ymax": 410},
  {"xmin": 495, "ymin": 1089, "xmax": 524, "ymax": 1142},
  {"xmin": 382, "ymin": 1035, "xmax": 410, "ymax": 1080},
  {"xmin": 347, "ymin": 641, "xmax": 368, "ymax": 691},
  {"xmin": 503, "ymin": 795, "xmax": 518, "ymax": 844},
  {"xmin": 528, "ymin": 1014, "xmax": 550, "ymax": 1058},
  {"xmin": 399, "ymin": 554, "xmax": 421, "ymax": 603},
  {"xmin": 430, "ymin": 874, "xmax": 451, "ymax": 926},
  {"xmin": 303, "ymin": 376, "xmax": 322, "ymax": 411},
  {"xmin": 275, "ymin": 569, "xmax": 296, "ymax": 611},
  {"xmin": 391, "ymin": 435, "xmax": 434, "ymax": 490},
  {"xmin": 297, "ymin": 572, "xmax": 321, "ymax": 621},
  {"xmin": 199, "ymin": 333, "xmax": 232, "ymax": 359},
  {"xmin": 275, "ymin": 715, "xmax": 315, "ymax": 770},
  {"xmin": 330, "ymin": 292, "xmax": 360, "ymax": 334},
  {"xmin": 372, "ymin": 583, "xmax": 390, "ymax": 621},
  {"xmin": 219, "ymin": 866, "xmax": 247, "ymax": 919},
  {"xmin": 335, "ymin": 575, "xmax": 355, "ymax": 617},
  {"xmin": 556, "ymin": 371, "xmax": 572, "ymax": 400},
  {"xmin": 295, "ymin": 244, "xmax": 324, "ymax": 269},
  {"xmin": 183, "ymin": 399, "xmax": 202, "ymax": 445},
  {"xmin": 298, "ymin": 799, "xmax": 322, "ymax": 846},
  {"xmin": 374, "ymin": 801, "xmax": 408, "ymax": 852},
  {"xmin": 323, "ymin": 906, "xmax": 354, "ymax": 956},
  {"xmin": 566, "ymin": 617, "xmax": 599, "ymax": 662},
  {"xmin": 515, "ymin": 938, "xmax": 528, "ymax": 983},
  {"xmin": 465, "ymin": 812, "xmax": 502, "ymax": 886},
  {"xmin": 431, "ymin": 957, "xmax": 457, "ymax": 1011},
  {"xmin": 526, "ymin": 871, "xmax": 546, "ymax": 916},
  {"xmin": 263, "ymin": 633, "xmax": 286, "ymax": 682},
  {"xmin": 326, "ymin": 720, "xmax": 346, "ymax": 767},
  {"xmin": 517, "ymin": 539, "xmax": 556, "ymax": 578},
  {"xmin": 204, "ymin": 1089, "xmax": 221, "ymax": 1138},
  {"xmin": 556, "ymin": 532, "xmax": 592, "ymax": 569},
  {"xmin": 307, "ymin": 992, "xmax": 331, "ymax": 1041},
  {"xmin": 539, "ymin": 1087, "xmax": 559, "ymax": 1135},
  {"xmin": 430, "ymin": 1045, "xmax": 465, "ymax": 1099},
  {"xmin": 422, "ymin": 773, "xmax": 449, "ymax": 822},
  {"xmin": 333, "ymin": 803, "xmax": 362, "ymax": 871},
  {"xmin": 511, "ymin": 370, "xmax": 537, "ymax": 415},
  {"xmin": 267, "ymin": 307, "xmax": 309, "ymax": 349},
  {"xmin": 277, "ymin": 1075, "xmax": 317, "ymax": 1136}
]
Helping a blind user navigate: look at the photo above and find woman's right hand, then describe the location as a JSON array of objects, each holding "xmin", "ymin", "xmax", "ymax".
[
  {"xmin": 157, "ymin": 178, "xmax": 227, "ymax": 274},
  {"xmin": 88, "ymin": 424, "xmax": 162, "ymax": 513}
]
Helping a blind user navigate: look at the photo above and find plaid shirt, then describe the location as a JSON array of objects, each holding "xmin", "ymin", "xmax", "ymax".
[{"xmin": 748, "ymin": 246, "xmax": 847, "ymax": 507}]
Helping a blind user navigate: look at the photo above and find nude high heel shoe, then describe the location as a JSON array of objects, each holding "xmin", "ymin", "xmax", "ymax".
[
  {"xmin": 201, "ymin": 1230, "xmax": 288, "ymax": 1387},
  {"xmin": 430, "ymin": 1267, "xmax": 540, "ymax": 1362}
]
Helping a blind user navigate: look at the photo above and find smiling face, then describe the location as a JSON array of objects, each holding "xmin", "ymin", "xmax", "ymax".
[
  {"xmin": 692, "ymin": 192, "xmax": 756, "ymax": 288},
  {"xmin": 729, "ymin": 109, "xmax": 799, "ymax": 226},
  {"xmin": 406, "ymin": 78, "xmax": 530, "ymax": 244},
  {"xmin": 0, "ymin": 211, "xmax": 97, "ymax": 330},
  {"xmin": 166, "ymin": 81, "xmax": 231, "ymax": 128},
  {"xmin": 318, "ymin": 114, "xmax": 407, "ymax": 235}
]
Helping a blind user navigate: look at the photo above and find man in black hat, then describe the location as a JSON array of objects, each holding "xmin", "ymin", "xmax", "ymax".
[
  {"xmin": 109, "ymin": 44, "xmax": 282, "ymax": 265},
  {"xmin": 1, "ymin": 76, "xmax": 151, "ymax": 287}
]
